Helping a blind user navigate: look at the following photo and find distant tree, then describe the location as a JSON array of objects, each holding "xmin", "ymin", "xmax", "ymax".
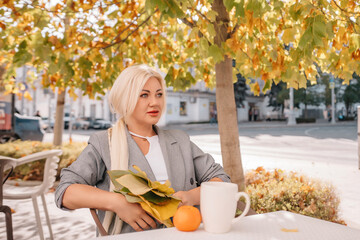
[
  {"xmin": 342, "ymin": 74, "xmax": 360, "ymax": 117},
  {"xmin": 294, "ymin": 81, "xmax": 323, "ymax": 118},
  {"xmin": 267, "ymin": 82, "xmax": 287, "ymax": 113},
  {"xmin": 233, "ymin": 73, "xmax": 247, "ymax": 108},
  {"xmin": 268, "ymin": 79, "xmax": 322, "ymax": 118}
]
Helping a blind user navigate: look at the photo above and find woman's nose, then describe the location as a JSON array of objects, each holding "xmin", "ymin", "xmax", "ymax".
[{"xmin": 149, "ymin": 95, "xmax": 160, "ymax": 106}]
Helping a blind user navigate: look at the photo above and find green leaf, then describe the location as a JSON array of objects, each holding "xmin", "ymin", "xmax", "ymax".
[
  {"xmin": 189, "ymin": 27, "xmax": 199, "ymax": 39},
  {"xmin": 312, "ymin": 20, "xmax": 326, "ymax": 38},
  {"xmin": 207, "ymin": 24, "xmax": 216, "ymax": 37},
  {"xmin": 199, "ymin": 38, "xmax": 209, "ymax": 52},
  {"xmin": 209, "ymin": 45, "xmax": 223, "ymax": 63},
  {"xmin": 164, "ymin": 66, "xmax": 174, "ymax": 86},
  {"xmin": 224, "ymin": 0, "xmax": 235, "ymax": 11},
  {"xmin": 289, "ymin": 3, "xmax": 302, "ymax": 21},
  {"xmin": 298, "ymin": 28, "xmax": 312, "ymax": 50},
  {"xmin": 313, "ymin": 34, "xmax": 324, "ymax": 47},
  {"xmin": 13, "ymin": 50, "xmax": 32, "ymax": 66},
  {"xmin": 263, "ymin": 79, "xmax": 271, "ymax": 92},
  {"xmin": 19, "ymin": 40, "xmax": 27, "ymax": 49},
  {"xmin": 326, "ymin": 21, "xmax": 335, "ymax": 39},
  {"xmin": 273, "ymin": 0, "xmax": 284, "ymax": 10},
  {"xmin": 79, "ymin": 57, "xmax": 93, "ymax": 70},
  {"xmin": 207, "ymin": 10, "xmax": 218, "ymax": 22},
  {"xmin": 162, "ymin": 0, "xmax": 185, "ymax": 18},
  {"xmin": 142, "ymin": 191, "xmax": 171, "ymax": 204},
  {"xmin": 235, "ymin": 0, "xmax": 245, "ymax": 17}
]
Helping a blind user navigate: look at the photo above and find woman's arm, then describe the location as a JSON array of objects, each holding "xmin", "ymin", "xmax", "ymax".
[
  {"xmin": 173, "ymin": 177, "xmax": 223, "ymax": 206},
  {"xmin": 63, "ymin": 184, "xmax": 157, "ymax": 231}
]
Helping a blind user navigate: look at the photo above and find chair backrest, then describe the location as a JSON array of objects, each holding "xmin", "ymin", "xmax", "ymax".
[
  {"xmin": 29, "ymin": 150, "xmax": 62, "ymax": 195},
  {"xmin": 5, "ymin": 150, "xmax": 63, "ymax": 197},
  {"xmin": 0, "ymin": 158, "xmax": 16, "ymax": 206}
]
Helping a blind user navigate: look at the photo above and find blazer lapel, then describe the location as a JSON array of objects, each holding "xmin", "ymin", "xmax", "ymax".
[
  {"xmin": 155, "ymin": 126, "xmax": 186, "ymax": 192},
  {"xmin": 125, "ymin": 129, "xmax": 157, "ymax": 182}
]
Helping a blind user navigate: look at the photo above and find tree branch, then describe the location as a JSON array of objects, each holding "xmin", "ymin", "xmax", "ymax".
[
  {"xmin": 180, "ymin": 17, "xmax": 212, "ymax": 45},
  {"xmin": 331, "ymin": 0, "xmax": 360, "ymax": 15},
  {"xmin": 111, "ymin": 10, "xmax": 146, "ymax": 44},
  {"xmin": 102, "ymin": 9, "xmax": 159, "ymax": 50},
  {"xmin": 28, "ymin": 1, "xmax": 125, "ymax": 14},
  {"xmin": 193, "ymin": 8, "xmax": 214, "ymax": 24},
  {"xmin": 228, "ymin": 24, "xmax": 239, "ymax": 39}
]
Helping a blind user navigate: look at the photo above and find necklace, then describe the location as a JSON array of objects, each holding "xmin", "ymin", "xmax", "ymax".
[{"xmin": 129, "ymin": 131, "xmax": 152, "ymax": 141}]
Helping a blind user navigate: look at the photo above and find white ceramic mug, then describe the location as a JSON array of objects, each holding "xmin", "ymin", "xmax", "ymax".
[{"xmin": 200, "ymin": 182, "xmax": 251, "ymax": 233}]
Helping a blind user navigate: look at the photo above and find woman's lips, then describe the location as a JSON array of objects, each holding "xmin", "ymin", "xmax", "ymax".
[{"xmin": 147, "ymin": 111, "xmax": 159, "ymax": 116}]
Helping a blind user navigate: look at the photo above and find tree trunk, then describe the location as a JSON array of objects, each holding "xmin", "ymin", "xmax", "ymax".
[
  {"xmin": 213, "ymin": 0, "xmax": 245, "ymax": 191},
  {"xmin": 53, "ymin": 90, "xmax": 65, "ymax": 146},
  {"xmin": 215, "ymin": 57, "xmax": 245, "ymax": 190}
]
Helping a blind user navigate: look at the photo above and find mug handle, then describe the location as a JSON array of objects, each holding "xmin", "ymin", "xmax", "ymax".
[{"xmin": 232, "ymin": 192, "xmax": 251, "ymax": 224}]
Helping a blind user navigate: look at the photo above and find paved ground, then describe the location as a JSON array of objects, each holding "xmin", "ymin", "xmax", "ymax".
[{"xmin": 1, "ymin": 120, "xmax": 359, "ymax": 239}]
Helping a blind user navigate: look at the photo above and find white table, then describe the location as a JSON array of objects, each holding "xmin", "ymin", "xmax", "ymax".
[{"xmin": 92, "ymin": 211, "xmax": 360, "ymax": 240}]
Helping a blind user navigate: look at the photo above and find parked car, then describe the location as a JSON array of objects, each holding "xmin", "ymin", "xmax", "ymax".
[
  {"xmin": 64, "ymin": 113, "xmax": 76, "ymax": 129},
  {"xmin": 72, "ymin": 118, "xmax": 90, "ymax": 130},
  {"xmin": 0, "ymin": 93, "xmax": 44, "ymax": 142},
  {"xmin": 92, "ymin": 119, "xmax": 112, "ymax": 129},
  {"xmin": 7, "ymin": 114, "xmax": 45, "ymax": 142}
]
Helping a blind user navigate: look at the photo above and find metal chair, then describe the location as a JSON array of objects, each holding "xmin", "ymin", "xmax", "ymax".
[
  {"xmin": 0, "ymin": 157, "xmax": 16, "ymax": 240},
  {"xmin": 2, "ymin": 149, "xmax": 62, "ymax": 240}
]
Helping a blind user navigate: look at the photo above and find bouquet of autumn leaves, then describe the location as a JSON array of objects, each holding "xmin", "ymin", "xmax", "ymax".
[{"xmin": 108, "ymin": 165, "xmax": 181, "ymax": 227}]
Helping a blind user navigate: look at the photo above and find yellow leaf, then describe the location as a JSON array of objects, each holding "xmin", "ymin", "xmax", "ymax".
[
  {"xmin": 150, "ymin": 180, "xmax": 175, "ymax": 195},
  {"xmin": 250, "ymin": 82, "xmax": 260, "ymax": 96},
  {"xmin": 116, "ymin": 174, "xmax": 151, "ymax": 195},
  {"xmin": 139, "ymin": 195, "xmax": 180, "ymax": 222},
  {"xmin": 24, "ymin": 91, "xmax": 32, "ymax": 100},
  {"xmin": 282, "ymin": 28, "xmax": 296, "ymax": 44}
]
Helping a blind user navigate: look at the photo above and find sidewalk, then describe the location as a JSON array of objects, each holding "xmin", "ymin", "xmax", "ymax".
[{"xmin": 1, "ymin": 121, "xmax": 359, "ymax": 239}]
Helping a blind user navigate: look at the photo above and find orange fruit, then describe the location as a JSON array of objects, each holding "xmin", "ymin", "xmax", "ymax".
[{"xmin": 173, "ymin": 206, "xmax": 202, "ymax": 232}]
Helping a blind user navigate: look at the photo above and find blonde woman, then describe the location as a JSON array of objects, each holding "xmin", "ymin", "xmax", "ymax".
[{"xmin": 55, "ymin": 64, "xmax": 230, "ymax": 235}]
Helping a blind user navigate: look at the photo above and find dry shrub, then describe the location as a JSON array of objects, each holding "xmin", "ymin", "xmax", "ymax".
[
  {"xmin": 0, "ymin": 140, "xmax": 86, "ymax": 181},
  {"xmin": 245, "ymin": 167, "xmax": 345, "ymax": 225}
]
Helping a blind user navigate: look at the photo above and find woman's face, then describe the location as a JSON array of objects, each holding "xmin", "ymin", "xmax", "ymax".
[{"xmin": 130, "ymin": 77, "xmax": 164, "ymax": 126}]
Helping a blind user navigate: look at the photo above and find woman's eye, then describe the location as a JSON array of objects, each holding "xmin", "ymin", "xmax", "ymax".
[
  {"xmin": 140, "ymin": 93, "xmax": 148, "ymax": 98},
  {"xmin": 157, "ymin": 93, "xmax": 163, "ymax": 97}
]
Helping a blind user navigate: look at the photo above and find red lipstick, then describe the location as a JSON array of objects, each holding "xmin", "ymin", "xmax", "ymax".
[{"xmin": 147, "ymin": 110, "xmax": 159, "ymax": 117}]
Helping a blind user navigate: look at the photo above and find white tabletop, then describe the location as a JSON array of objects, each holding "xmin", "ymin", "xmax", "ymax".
[{"xmin": 92, "ymin": 211, "xmax": 360, "ymax": 240}]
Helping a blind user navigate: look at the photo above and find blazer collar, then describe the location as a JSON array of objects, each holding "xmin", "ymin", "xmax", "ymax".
[
  {"xmin": 155, "ymin": 126, "xmax": 185, "ymax": 192},
  {"xmin": 125, "ymin": 126, "xmax": 157, "ymax": 181},
  {"xmin": 125, "ymin": 125, "xmax": 184, "ymax": 191}
]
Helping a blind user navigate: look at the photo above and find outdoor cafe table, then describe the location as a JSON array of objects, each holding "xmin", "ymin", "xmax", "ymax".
[{"xmin": 91, "ymin": 211, "xmax": 360, "ymax": 240}]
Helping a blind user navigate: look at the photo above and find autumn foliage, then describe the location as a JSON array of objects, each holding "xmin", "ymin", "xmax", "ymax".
[{"xmin": 245, "ymin": 167, "xmax": 345, "ymax": 225}]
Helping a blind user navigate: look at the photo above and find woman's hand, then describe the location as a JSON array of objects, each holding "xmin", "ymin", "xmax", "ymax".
[
  {"xmin": 110, "ymin": 194, "xmax": 157, "ymax": 232},
  {"xmin": 173, "ymin": 189, "xmax": 200, "ymax": 207},
  {"xmin": 173, "ymin": 177, "xmax": 223, "ymax": 207}
]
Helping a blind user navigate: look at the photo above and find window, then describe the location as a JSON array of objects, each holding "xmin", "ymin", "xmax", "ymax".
[{"xmin": 180, "ymin": 101, "xmax": 187, "ymax": 116}]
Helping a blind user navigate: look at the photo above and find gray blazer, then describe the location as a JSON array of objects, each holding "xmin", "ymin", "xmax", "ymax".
[{"xmin": 55, "ymin": 126, "xmax": 230, "ymax": 234}]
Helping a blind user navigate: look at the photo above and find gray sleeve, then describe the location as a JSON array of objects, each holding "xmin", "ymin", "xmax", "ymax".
[
  {"xmin": 191, "ymin": 141, "xmax": 231, "ymax": 185},
  {"xmin": 54, "ymin": 134, "xmax": 107, "ymax": 210}
]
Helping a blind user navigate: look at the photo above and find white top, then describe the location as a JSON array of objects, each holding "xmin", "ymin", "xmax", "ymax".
[{"xmin": 129, "ymin": 131, "xmax": 168, "ymax": 183}]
